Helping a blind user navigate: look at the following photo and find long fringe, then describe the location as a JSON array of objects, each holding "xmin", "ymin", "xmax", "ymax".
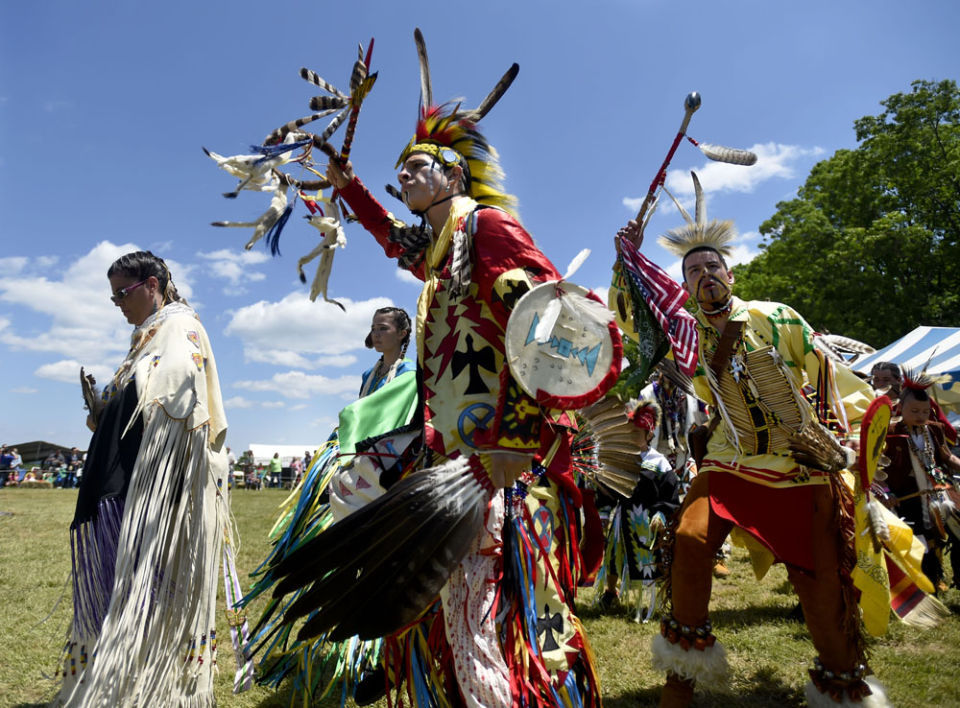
[{"xmin": 58, "ymin": 410, "xmax": 223, "ymax": 706}]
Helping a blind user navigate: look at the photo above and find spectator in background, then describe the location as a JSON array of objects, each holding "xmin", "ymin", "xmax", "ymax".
[
  {"xmin": 226, "ymin": 447, "xmax": 237, "ymax": 490},
  {"xmin": 303, "ymin": 450, "xmax": 312, "ymax": 472},
  {"xmin": 268, "ymin": 452, "xmax": 282, "ymax": 488},
  {"xmin": 290, "ymin": 455, "xmax": 303, "ymax": 489},
  {"xmin": 870, "ymin": 361, "xmax": 902, "ymax": 402},
  {"xmin": 64, "ymin": 447, "xmax": 82, "ymax": 488},
  {"xmin": 0, "ymin": 445, "xmax": 13, "ymax": 487}
]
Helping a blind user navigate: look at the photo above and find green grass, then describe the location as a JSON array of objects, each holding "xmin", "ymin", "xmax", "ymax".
[{"xmin": 2, "ymin": 487, "xmax": 959, "ymax": 707}]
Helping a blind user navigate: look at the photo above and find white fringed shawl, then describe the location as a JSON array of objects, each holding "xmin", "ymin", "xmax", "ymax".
[{"xmin": 57, "ymin": 303, "xmax": 234, "ymax": 707}]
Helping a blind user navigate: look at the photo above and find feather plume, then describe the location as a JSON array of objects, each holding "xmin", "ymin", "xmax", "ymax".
[
  {"xmin": 534, "ymin": 297, "xmax": 563, "ymax": 343},
  {"xmin": 692, "ymin": 172, "xmax": 705, "ymax": 227},
  {"xmin": 385, "ymin": 184, "xmax": 404, "ymax": 202},
  {"xmin": 866, "ymin": 500, "xmax": 890, "ymax": 553},
  {"xmin": 264, "ymin": 111, "xmax": 337, "ymax": 144},
  {"xmin": 657, "ymin": 171, "xmax": 739, "ymax": 259},
  {"xmin": 414, "ymin": 28, "xmax": 433, "ymax": 108},
  {"xmin": 563, "ymin": 248, "xmax": 591, "ymax": 280},
  {"xmin": 309, "ymin": 95, "xmax": 348, "ymax": 112},
  {"xmin": 661, "ymin": 185, "xmax": 693, "ymax": 225},
  {"xmin": 270, "ymin": 458, "xmax": 493, "ymax": 641},
  {"xmin": 317, "ymin": 109, "xmax": 349, "ymax": 146},
  {"xmin": 299, "ymin": 67, "xmax": 348, "ymax": 99},
  {"xmin": 787, "ymin": 423, "xmax": 849, "ymax": 473},
  {"xmin": 348, "ymin": 57, "xmax": 367, "ymax": 94},
  {"xmin": 697, "ymin": 143, "xmax": 758, "ymax": 166},
  {"xmin": 465, "ymin": 63, "xmax": 520, "ymax": 122}
]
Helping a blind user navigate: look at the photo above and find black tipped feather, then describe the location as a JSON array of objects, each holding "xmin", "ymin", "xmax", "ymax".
[
  {"xmin": 414, "ymin": 28, "xmax": 432, "ymax": 108},
  {"xmin": 271, "ymin": 458, "xmax": 492, "ymax": 640},
  {"xmin": 468, "ymin": 63, "xmax": 519, "ymax": 121}
]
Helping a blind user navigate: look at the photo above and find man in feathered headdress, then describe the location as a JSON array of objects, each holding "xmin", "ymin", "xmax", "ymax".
[
  {"xmin": 615, "ymin": 172, "xmax": 893, "ymax": 706},
  {"xmin": 324, "ymin": 31, "xmax": 601, "ymax": 708},
  {"xmin": 882, "ymin": 369, "xmax": 960, "ymax": 593}
]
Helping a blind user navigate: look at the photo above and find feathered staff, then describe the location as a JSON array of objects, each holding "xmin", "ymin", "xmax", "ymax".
[
  {"xmin": 206, "ymin": 41, "xmax": 377, "ymax": 305},
  {"xmin": 631, "ymin": 92, "xmax": 758, "ymax": 239}
]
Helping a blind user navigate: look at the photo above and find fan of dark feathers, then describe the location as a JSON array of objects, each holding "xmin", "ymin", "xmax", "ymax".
[{"xmin": 263, "ymin": 458, "xmax": 492, "ymax": 641}]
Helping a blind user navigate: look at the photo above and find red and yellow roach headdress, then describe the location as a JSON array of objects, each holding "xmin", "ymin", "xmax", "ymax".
[
  {"xmin": 628, "ymin": 398, "xmax": 661, "ymax": 432},
  {"xmin": 394, "ymin": 28, "xmax": 519, "ymax": 217}
]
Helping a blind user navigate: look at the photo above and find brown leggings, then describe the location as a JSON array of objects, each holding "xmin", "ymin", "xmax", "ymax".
[{"xmin": 669, "ymin": 471, "xmax": 861, "ymax": 673}]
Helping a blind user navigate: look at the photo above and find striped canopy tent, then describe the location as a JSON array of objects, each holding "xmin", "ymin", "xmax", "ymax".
[{"xmin": 854, "ymin": 326, "xmax": 960, "ymax": 413}]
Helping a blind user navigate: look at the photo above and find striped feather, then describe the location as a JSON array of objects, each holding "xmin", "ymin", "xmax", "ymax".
[
  {"xmin": 309, "ymin": 95, "xmax": 348, "ymax": 112},
  {"xmin": 298, "ymin": 67, "xmax": 347, "ymax": 99},
  {"xmin": 698, "ymin": 142, "xmax": 758, "ymax": 166},
  {"xmin": 264, "ymin": 111, "xmax": 337, "ymax": 144},
  {"xmin": 348, "ymin": 57, "xmax": 367, "ymax": 94},
  {"xmin": 317, "ymin": 108, "xmax": 349, "ymax": 144}
]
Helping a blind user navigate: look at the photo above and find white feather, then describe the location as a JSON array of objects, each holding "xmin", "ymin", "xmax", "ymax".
[
  {"xmin": 534, "ymin": 297, "xmax": 563, "ymax": 343},
  {"xmin": 563, "ymin": 249, "xmax": 590, "ymax": 280}
]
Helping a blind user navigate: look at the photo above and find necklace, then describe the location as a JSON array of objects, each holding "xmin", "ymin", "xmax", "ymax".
[{"xmin": 701, "ymin": 299, "xmax": 733, "ymax": 318}]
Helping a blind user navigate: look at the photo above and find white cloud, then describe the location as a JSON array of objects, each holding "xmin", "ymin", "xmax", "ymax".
[
  {"xmin": 665, "ymin": 142, "xmax": 825, "ymax": 198},
  {"xmin": 261, "ymin": 401, "xmax": 287, "ymax": 409},
  {"xmin": 233, "ymin": 370, "xmax": 361, "ymax": 399},
  {"xmin": 34, "ymin": 359, "xmax": 114, "ymax": 385},
  {"xmin": 0, "ymin": 241, "xmax": 195, "ymax": 369},
  {"xmin": 244, "ymin": 349, "xmax": 358, "ymax": 370},
  {"xmin": 0, "ymin": 257, "xmax": 28, "ymax": 274},
  {"xmin": 396, "ymin": 268, "xmax": 421, "ymax": 286},
  {"xmin": 196, "ymin": 248, "xmax": 270, "ymax": 293},
  {"xmin": 311, "ymin": 416, "xmax": 337, "ymax": 429},
  {"xmin": 11, "ymin": 386, "xmax": 38, "ymax": 394},
  {"xmin": 225, "ymin": 292, "xmax": 394, "ymax": 368},
  {"xmin": 224, "ymin": 396, "xmax": 255, "ymax": 409},
  {"xmin": 623, "ymin": 142, "xmax": 825, "ymax": 212},
  {"xmin": 289, "ymin": 403, "xmax": 308, "ymax": 411}
]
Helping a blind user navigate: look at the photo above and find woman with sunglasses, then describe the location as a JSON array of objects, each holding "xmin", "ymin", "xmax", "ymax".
[{"xmin": 56, "ymin": 251, "xmax": 241, "ymax": 706}]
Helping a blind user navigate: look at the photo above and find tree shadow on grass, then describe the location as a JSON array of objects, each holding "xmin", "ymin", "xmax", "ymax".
[{"xmin": 711, "ymin": 603, "xmax": 799, "ymax": 627}]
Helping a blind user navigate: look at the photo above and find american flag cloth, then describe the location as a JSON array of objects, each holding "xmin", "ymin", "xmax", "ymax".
[{"xmin": 617, "ymin": 236, "xmax": 699, "ymax": 376}]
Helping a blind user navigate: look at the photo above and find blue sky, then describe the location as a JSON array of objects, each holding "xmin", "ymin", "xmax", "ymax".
[{"xmin": 1, "ymin": 0, "xmax": 957, "ymax": 451}]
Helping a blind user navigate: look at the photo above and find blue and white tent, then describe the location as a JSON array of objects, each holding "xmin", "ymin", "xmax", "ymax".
[
  {"xmin": 853, "ymin": 326, "xmax": 960, "ymax": 415},
  {"xmin": 853, "ymin": 326, "xmax": 960, "ymax": 383}
]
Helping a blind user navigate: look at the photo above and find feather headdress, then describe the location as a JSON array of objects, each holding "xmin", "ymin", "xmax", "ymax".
[
  {"xmin": 394, "ymin": 28, "xmax": 519, "ymax": 216},
  {"xmin": 900, "ymin": 362, "xmax": 949, "ymax": 395},
  {"xmin": 628, "ymin": 397, "xmax": 662, "ymax": 432},
  {"xmin": 657, "ymin": 171, "xmax": 737, "ymax": 260}
]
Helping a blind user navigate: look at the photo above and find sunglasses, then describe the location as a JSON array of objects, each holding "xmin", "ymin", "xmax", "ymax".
[{"xmin": 111, "ymin": 279, "xmax": 147, "ymax": 304}]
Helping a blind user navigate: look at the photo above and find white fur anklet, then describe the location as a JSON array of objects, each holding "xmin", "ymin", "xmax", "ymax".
[
  {"xmin": 804, "ymin": 675, "xmax": 893, "ymax": 707},
  {"xmin": 651, "ymin": 633, "xmax": 730, "ymax": 687}
]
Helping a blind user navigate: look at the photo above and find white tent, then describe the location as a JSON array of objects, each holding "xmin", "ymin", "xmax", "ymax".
[
  {"xmin": 246, "ymin": 443, "xmax": 316, "ymax": 467},
  {"xmin": 853, "ymin": 326, "xmax": 960, "ymax": 414}
]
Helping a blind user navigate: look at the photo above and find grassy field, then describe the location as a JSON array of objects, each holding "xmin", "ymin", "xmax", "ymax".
[{"xmin": 2, "ymin": 487, "xmax": 959, "ymax": 707}]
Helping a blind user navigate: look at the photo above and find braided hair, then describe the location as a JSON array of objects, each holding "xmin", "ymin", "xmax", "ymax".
[{"xmin": 107, "ymin": 251, "xmax": 186, "ymax": 306}]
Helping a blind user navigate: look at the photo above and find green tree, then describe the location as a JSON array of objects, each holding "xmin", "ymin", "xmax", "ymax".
[{"xmin": 734, "ymin": 79, "xmax": 960, "ymax": 347}]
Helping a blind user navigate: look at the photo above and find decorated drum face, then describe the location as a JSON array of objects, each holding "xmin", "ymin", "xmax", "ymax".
[{"xmin": 505, "ymin": 281, "xmax": 621, "ymax": 410}]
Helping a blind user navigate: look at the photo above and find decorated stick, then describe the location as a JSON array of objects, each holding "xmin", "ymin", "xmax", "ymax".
[
  {"xmin": 338, "ymin": 38, "xmax": 376, "ymax": 164},
  {"xmin": 634, "ymin": 92, "xmax": 701, "ymax": 227}
]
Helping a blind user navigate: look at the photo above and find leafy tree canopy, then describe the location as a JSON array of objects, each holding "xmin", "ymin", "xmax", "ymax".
[{"xmin": 733, "ymin": 79, "xmax": 960, "ymax": 348}]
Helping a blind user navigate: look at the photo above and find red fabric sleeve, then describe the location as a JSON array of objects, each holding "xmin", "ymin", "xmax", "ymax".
[
  {"xmin": 471, "ymin": 208, "xmax": 561, "ymax": 320},
  {"xmin": 338, "ymin": 177, "xmax": 426, "ymax": 281}
]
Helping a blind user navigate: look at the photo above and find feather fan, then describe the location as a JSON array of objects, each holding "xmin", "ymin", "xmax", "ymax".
[{"xmin": 269, "ymin": 457, "xmax": 493, "ymax": 641}]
